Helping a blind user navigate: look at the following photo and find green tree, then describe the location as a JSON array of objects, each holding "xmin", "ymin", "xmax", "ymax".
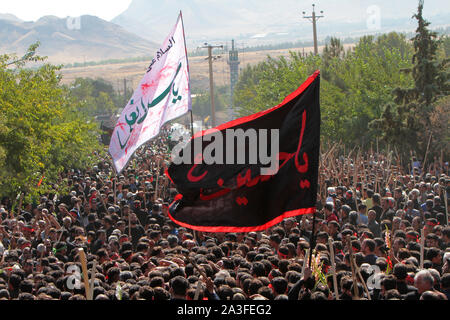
[
  {"xmin": 70, "ymin": 78, "xmax": 122, "ymax": 117},
  {"xmin": 233, "ymin": 34, "xmax": 413, "ymax": 149},
  {"xmin": 0, "ymin": 43, "xmax": 101, "ymax": 198},
  {"xmin": 192, "ymin": 85, "xmax": 228, "ymax": 121},
  {"xmin": 329, "ymin": 35, "xmax": 413, "ymax": 146},
  {"xmin": 371, "ymin": 0, "xmax": 449, "ymax": 160},
  {"xmin": 323, "ymin": 37, "xmax": 345, "ymax": 62}
]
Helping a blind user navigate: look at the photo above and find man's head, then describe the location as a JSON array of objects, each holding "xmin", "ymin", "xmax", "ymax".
[
  {"xmin": 368, "ymin": 210, "xmax": 376, "ymax": 222},
  {"xmin": 381, "ymin": 198, "xmax": 389, "ymax": 210},
  {"xmin": 442, "ymin": 227, "xmax": 450, "ymax": 243},
  {"xmin": 381, "ymin": 274, "xmax": 397, "ymax": 296},
  {"xmin": 426, "ymin": 233, "xmax": 439, "ymax": 248},
  {"xmin": 372, "ymin": 194, "xmax": 381, "ymax": 205},
  {"xmin": 358, "ymin": 204, "xmax": 367, "ymax": 214},
  {"xmin": 393, "ymin": 263, "xmax": 407, "ymax": 281},
  {"xmin": 328, "ymin": 221, "xmax": 339, "ymax": 236},
  {"xmin": 269, "ymin": 234, "xmax": 281, "ymax": 248},
  {"xmin": 414, "ymin": 270, "xmax": 434, "ymax": 294},
  {"xmin": 425, "ymin": 219, "xmax": 438, "ymax": 234},
  {"xmin": 412, "ymin": 217, "xmax": 421, "ymax": 230},
  {"xmin": 362, "ymin": 239, "xmax": 376, "ymax": 255},
  {"xmin": 345, "ymin": 190, "xmax": 353, "ymax": 200},
  {"xmin": 103, "ymin": 216, "xmax": 113, "ymax": 229},
  {"xmin": 130, "ymin": 213, "xmax": 138, "ymax": 225},
  {"xmin": 170, "ymin": 276, "xmax": 189, "ymax": 299},
  {"xmin": 324, "ymin": 203, "xmax": 334, "ymax": 216},
  {"xmin": 425, "ymin": 199, "xmax": 434, "ymax": 211},
  {"xmin": 394, "ymin": 188, "xmax": 402, "ymax": 200},
  {"xmin": 427, "ymin": 248, "xmax": 442, "ymax": 266},
  {"xmin": 406, "ymin": 200, "xmax": 414, "ymax": 210},
  {"xmin": 284, "ymin": 218, "xmax": 296, "ymax": 232},
  {"xmin": 96, "ymin": 230, "xmax": 106, "ymax": 241},
  {"xmin": 441, "ymin": 273, "xmax": 450, "ymax": 291}
]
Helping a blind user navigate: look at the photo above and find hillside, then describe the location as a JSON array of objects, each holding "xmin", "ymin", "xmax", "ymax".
[{"xmin": 0, "ymin": 15, "xmax": 159, "ymax": 64}]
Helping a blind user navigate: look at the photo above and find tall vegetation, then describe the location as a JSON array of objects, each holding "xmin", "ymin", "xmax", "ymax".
[
  {"xmin": 233, "ymin": 1, "xmax": 449, "ymax": 162},
  {"xmin": 233, "ymin": 32, "xmax": 414, "ymax": 148},
  {"xmin": 0, "ymin": 44, "xmax": 101, "ymax": 199},
  {"xmin": 69, "ymin": 77, "xmax": 126, "ymax": 118},
  {"xmin": 371, "ymin": 0, "xmax": 449, "ymax": 161}
]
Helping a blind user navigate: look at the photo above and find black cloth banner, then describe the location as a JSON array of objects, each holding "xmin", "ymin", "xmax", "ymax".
[{"xmin": 167, "ymin": 71, "xmax": 321, "ymax": 232}]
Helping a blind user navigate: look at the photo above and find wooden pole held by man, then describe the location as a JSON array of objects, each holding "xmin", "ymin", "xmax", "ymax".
[
  {"xmin": 78, "ymin": 248, "xmax": 90, "ymax": 299},
  {"xmin": 328, "ymin": 237, "xmax": 340, "ymax": 300},
  {"xmin": 420, "ymin": 228, "xmax": 425, "ymax": 269},
  {"xmin": 346, "ymin": 235, "xmax": 359, "ymax": 299}
]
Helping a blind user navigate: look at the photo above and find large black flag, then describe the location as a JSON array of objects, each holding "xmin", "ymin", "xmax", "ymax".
[{"xmin": 167, "ymin": 71, "xmax": 320, "ymax": 232}]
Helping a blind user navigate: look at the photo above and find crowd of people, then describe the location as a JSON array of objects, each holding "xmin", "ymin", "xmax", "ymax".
[{"xmin": 0, "ymin": 130, "xmax": 449, "ymax": 301}]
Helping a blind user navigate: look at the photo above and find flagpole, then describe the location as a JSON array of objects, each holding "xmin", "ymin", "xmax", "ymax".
[
  {"xmin": 180, "ymin": 10, "xmax": 194, "ymax": 139},
  {"xmin": 308, "ymin": 209, "xmax": 317, "ymax": 267},
  {"xmin": 190, "ymin": 110, "xmax": 194, "ymax": 138},
  {"xmin": 180, "ymin": 10, "xmax": 199, "ymax": 244}
]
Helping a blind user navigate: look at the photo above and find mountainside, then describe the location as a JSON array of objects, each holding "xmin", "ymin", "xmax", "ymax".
[
  {"xmin": 112, "ymin": 0, "xmax": 450, "ymax": 46},
  {"xmin": 0, "ymin": 13, "xmax": 23, "ymax": 23},
  {"xmin": 0, "ymin": 15, "xmax": 159, "ymax": 64}
]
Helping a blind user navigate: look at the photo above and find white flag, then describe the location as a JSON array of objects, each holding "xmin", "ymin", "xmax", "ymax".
[{"xmin": 109, "ymin": 13, "xmax": 191, "ymax": 174}]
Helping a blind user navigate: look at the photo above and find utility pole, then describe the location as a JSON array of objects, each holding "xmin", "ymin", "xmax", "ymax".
[
  {"xmin": 123, "ymin": 78, "xmax": 127, "ymax": 106},
  {"xmin": 302, "ymin": 4, "xmax": 324, "ymax": 55},
  {"xmin": 202, "ymin": 43, "xmax": 223, "ymax": 127},
  {"xmin": 227, "ymin": 39, "xmax": 240, "ymax": 121},
  {"xmin": 123, "ymin": 78, "xmax": 133, "ymax": 107}
]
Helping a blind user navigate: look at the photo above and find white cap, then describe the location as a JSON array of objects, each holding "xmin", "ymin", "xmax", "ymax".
[
  {"xmin": 37, "ymin": 243, "xmax": 46, "ymax": 253},
  {"xmin": 444, "ymin": 252, "xmax": 450, "ymax": 263},
  {"xmin": 108, "ymin": 235, "xmax": 119, "ymax": 243}
]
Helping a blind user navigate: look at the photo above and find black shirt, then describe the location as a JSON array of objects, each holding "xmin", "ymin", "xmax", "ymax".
[
  {"xmin": 125, "ymin": 224, "xmax": 145, "ymax": 248},
  {"xmin": 396, "ymin": 281, "xmax": 418, "ymax": 295},
  {"xmin": 380, "ymin": 208, "xmax": 395, "ymax": 222},
  {"xmin": 403, "ymin": 290, "xmax": 420, "ymax": 300},
  {"xmin": 368, "ymin": 220, "xmax": 381, "ymax": 238},
  {"xmin": 288, "ymin": 277, "xmax": 315, "ymax": 300},
  {"xmin": 370, "ymin": 205, "xmax": 383, "ymax": 223},
  {"xmin": 135, "ymin": 209, "xmax": 149, "ymax": 227}
]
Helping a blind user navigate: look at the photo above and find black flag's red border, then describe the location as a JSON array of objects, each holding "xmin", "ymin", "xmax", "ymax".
[
  {"xmin": 165, "ymin": 70, "xmax": 320, "ymax": 232},
  {"xmin": 168, "ymin": 200, "xmax": 316, "ymax": 232}
]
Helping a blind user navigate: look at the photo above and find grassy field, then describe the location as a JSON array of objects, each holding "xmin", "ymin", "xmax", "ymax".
[{"xmin": 59, "ymin": 44, "xmax": 354, "ymax": 91}]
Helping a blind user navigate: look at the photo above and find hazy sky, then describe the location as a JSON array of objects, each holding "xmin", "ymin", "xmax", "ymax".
[
  {"xmin": 0, "ymin": 0, "xmax": 448, "ymax": 23},
  {"xmin": 0, "ymin": 0, "xmax": 132, "ymax": 21}
]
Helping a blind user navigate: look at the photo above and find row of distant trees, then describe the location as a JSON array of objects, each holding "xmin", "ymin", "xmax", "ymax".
[
  {"xmin": 62, "ymin": 26, "xmax": 449, "ymax": 68},
  {"xmin": 233, "ymin": 1, "xmax": 449, "ymax": 165}
]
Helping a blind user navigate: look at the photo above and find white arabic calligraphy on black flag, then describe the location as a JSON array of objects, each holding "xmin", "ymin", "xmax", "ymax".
[{"xmin": 109, "ymin": 12, "xmax": 191, "ymax": 173}]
